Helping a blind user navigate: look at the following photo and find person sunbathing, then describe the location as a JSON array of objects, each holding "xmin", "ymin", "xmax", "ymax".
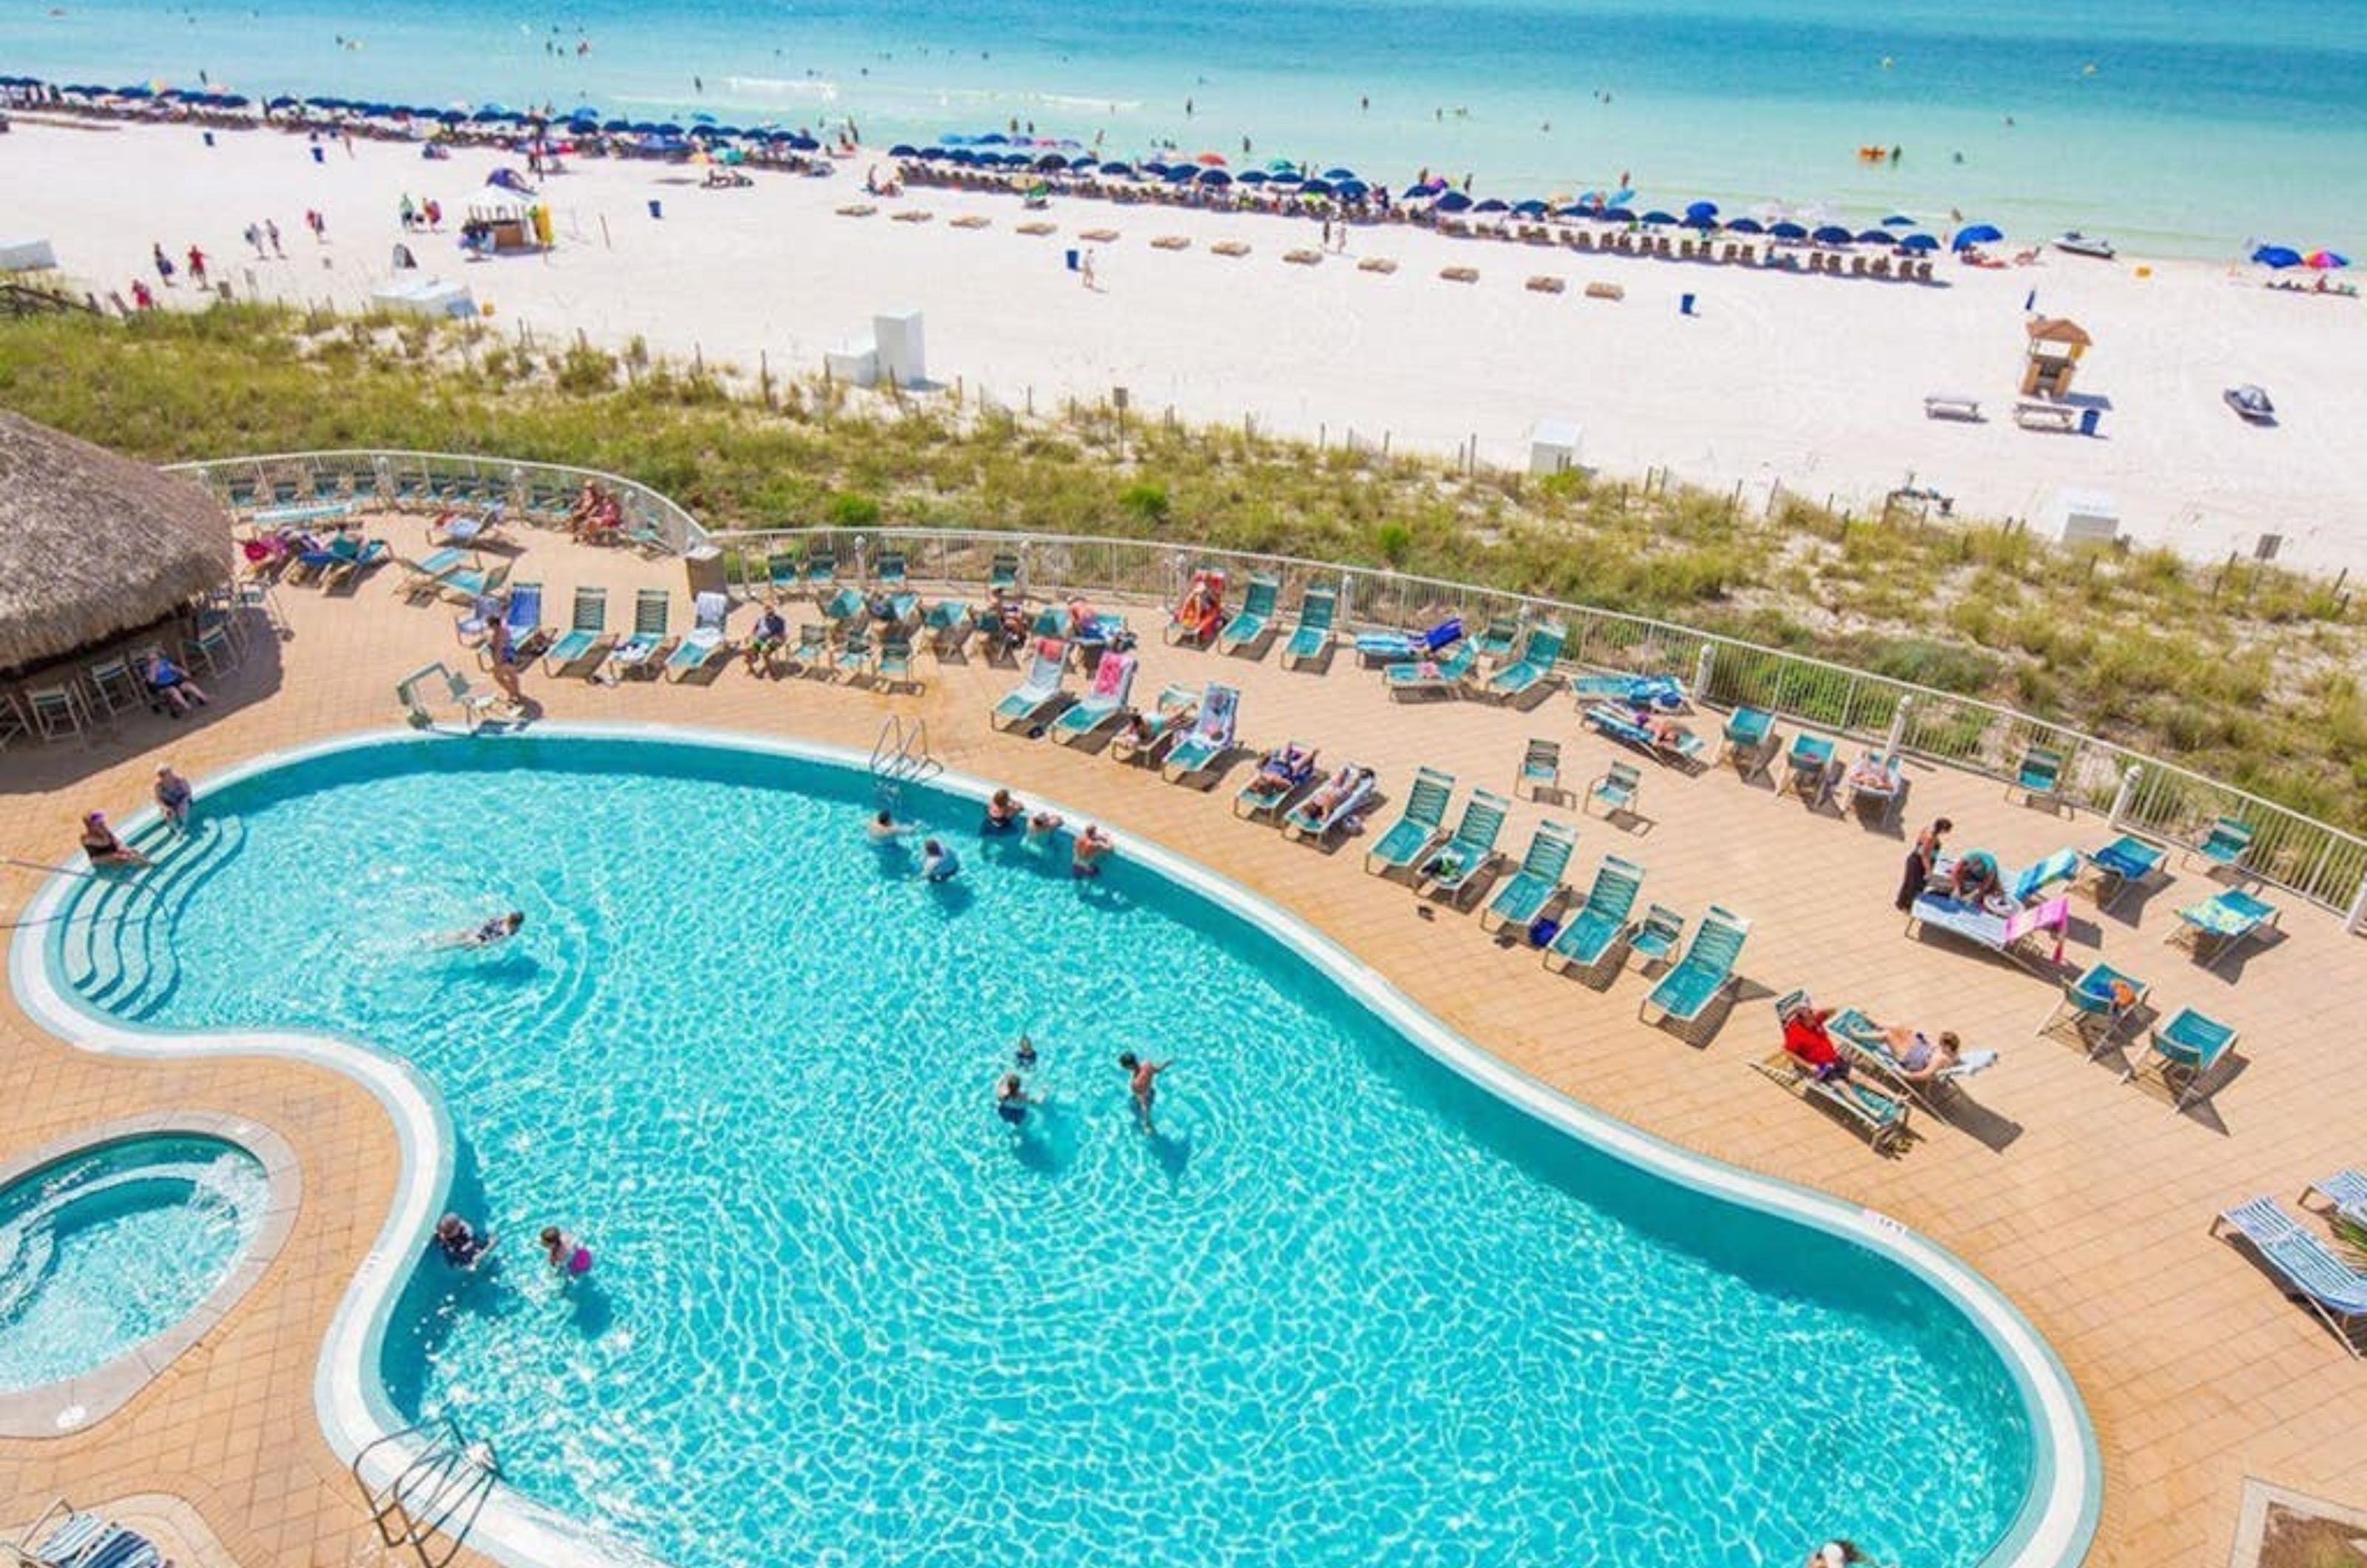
[
  {"xmin": 1638, "ymin": 711, "xmax": 1693, "ymax": 750},
  {"xmin": 1298, "ymin": 766, "xmax": 1374, "ymax": 827},
  {"xmin": 1884, "ymin": 1027, "xmax": 1963, "ymax": 1083},
  {"xmin": 1780, "ymin": 1000, "xmax": 1849, "ymax": 1082},
  {"xmin": 1244, "ymin": 744, "xmax": 1317, "ymax": 797},
  {"xmin": 80, "ymin": 811, "xmax": 151, "ymax": 868},
  {"xmin": 564, "ymin": 480, "xmax": 602, "ymax": 534}
]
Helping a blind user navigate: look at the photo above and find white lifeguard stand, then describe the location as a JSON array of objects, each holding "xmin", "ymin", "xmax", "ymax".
[
  {"xmin": 874, "ymin": 309, "xmax": 926, "ymax": 387},
  {"xmin": 2050, "ymin": 488, "xmax": 2121, "ymax": 547},
  {"xmin": 1527, "ymin": 419, "xmax": 1584, "ymax": 476}
]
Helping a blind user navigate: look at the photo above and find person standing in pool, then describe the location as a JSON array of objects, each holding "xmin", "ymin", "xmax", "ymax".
[
  {"xmin": 868, "ymin": 808, "xmax": 914, "ymax": 844},
  {"xmin": 996, "ymin": 1072, "xmax": 1039, "ymax": 1126},
  {"xmin": 1117, "ymin": 1051, "xmax": 1169, "ymax": 1135},
  {"xmin": 539, "ymin": 1225, "xmax": 593, "ymax": 1277},
  {"xmin": 921, "ymin": 838, "xmax": 962, "ymax": 882},
  {"xmin": 1015, "ymin": 1033, "xmax": 1038, "ymax": 1068},
  {"xmin": 436, "ymin": 1213, "xmax": 491, "ymax": 1266},
  {"xmin": 154, "ymin": 764, "xmax": 195, "ymax": 829}
]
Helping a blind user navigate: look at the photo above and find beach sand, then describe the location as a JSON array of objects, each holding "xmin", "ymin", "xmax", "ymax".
[{"xmin": 13, "ymin": 117, "xmax": 2367, "ymax": 573}]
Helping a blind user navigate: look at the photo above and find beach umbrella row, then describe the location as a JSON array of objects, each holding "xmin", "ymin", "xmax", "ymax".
[{"xmin": 2253, "ymin": 243, "xmax": 2349, "ymax": 268}]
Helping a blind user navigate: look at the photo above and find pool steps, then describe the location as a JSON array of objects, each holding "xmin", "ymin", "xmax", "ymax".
[{"xmin": 59, "ymin": 816, "xmax": 248, "ymax": 1019}]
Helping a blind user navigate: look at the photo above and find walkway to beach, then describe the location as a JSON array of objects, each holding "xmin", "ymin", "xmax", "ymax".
[{"xmin": 4, "ymin": 510, "xmax": 2365, "ymax": 1567}]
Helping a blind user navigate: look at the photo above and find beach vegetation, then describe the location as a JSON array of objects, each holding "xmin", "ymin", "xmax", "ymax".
[{"xmin": 3, "ymin": 304, "xmax": 2364, "ymax": 829}]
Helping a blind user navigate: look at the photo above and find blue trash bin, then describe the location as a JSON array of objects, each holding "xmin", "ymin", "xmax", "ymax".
[
  {"xmin": 1065, "ymin": 248, "xmax": 1080, "ymax": 271},
  {"xmin": 1680, "ymin": 292, "xmax": 1696, "ymax": 316},
  {"xmin": 648, "ymin": 199, "xmax": 663, "ymax": 220},
  {"xmin": 309, "ymin": 144, "xmax": 325, "ymax": 164},
  {"xmin": 2078, "ymin": 407, "xmax": 2101, "ymax": 436},
  {"xmin": 203, "ymin": 130, "xmax": 216, "ymax": 148}
]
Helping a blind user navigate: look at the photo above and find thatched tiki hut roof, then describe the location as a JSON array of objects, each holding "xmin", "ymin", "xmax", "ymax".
[{"xmin": 0, "ymin": 409, "xmax": 231, "ymax": 674}]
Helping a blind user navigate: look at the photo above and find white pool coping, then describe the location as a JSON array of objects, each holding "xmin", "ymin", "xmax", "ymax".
[{"xmin": 8, "ymin": 722, "xmax": 2099, "ymax": 1568}]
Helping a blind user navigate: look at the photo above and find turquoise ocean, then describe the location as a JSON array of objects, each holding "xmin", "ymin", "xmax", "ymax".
[{"xmin": 6, "ymin": 0, "xmax": 2362, "ymax": 257}]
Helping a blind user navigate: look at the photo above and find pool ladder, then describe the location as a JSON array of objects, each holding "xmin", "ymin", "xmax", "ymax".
[
  {"xmin": 351, "ymin": 1415, "xmax": 503, "ymax": 1568},
  {"xmin": 870, "ymin": 715, "xmax": 942, "ymax": 813}
]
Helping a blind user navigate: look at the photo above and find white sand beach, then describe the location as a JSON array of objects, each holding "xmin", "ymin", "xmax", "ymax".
[{"xmin": 12, "ymin": 116, "xmax": 2367, "ymax": 573}]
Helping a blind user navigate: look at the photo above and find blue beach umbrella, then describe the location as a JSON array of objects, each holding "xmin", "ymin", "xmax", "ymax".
[
  {"xmin": 888, "ymin": 143, "xmax": 920, "ymax": 158},
  {"xmin": 1100, "ymin": 161, "xmax": 1135, "ymax": 176},
  {"xmin": 1882, "ymin": 213, "xmax": 1915, "ymax": 227},
  {"xmin": 688, "ymin": 110, "xmax": 717, "ymax": 124},
  {"xmin": 1684, "ymin": 212, "xmax": 1720, "ymax": 231},
  {"xmin": 1600, "ymin": 206, "xmax": 1637, "ymax": 223},
  {"xmin": 1163, "ymin": 165, "xmax": 1196, "ymax": 183},
  {"xmin": 601, "ymin": 118, "xmax": 632, "ymax": 132},
  {"xmin": 1336, "ymin": 180, "xmax": 1369, "ymax": 198},
  {"xmin": 1198, "ymin": 167, "xmax": 1232, "ymax": 186},
  {"xmin": 1899, "ymin": 232, "xmax": 1941, "ymax": 251},
  {"xmin": 1472, "ymin": 197, "xmax": 1510, "ymax": 213},
  {"xmin": 1401, "ymin": 183, "xmax": 1436, "ymax": 200},
  {"xmin": 1855, "ymin": 228, "xmax": 1893, "ymax": 244},
  {"xmin": 1434, "ymin": 191, "xmax": 1473, "ymax": 213},
  {"xmin": 2250, "ymin": 244, "xmax": 2302, "ymax": 268},
  {"xmin": 1811, "ymin": 224, "xmax": 1855, "ymax": 245},
  {"xmin": 945, "ymin": 148, "xmax": 976, "ymax": 165},
  {"xmin": 786, "ymin": 133, "xmax": 820, "ymax": 150},
  {"xmin": 1033, "ymin": 152, "xmax": 1067, "ymax": 170},
  {"xmin": 1769, "ymin": 220, "xmax": 1809, "ymax": 240},
  {"xmin": 217, "ymin": 94, "xmax": 250, "ymax": 108},
  {"xmin": 650, "ymin": 121, "xmax": 683, "ymax": 135},
  {"xmin": 1640, "ymin": 209, "xmax": 1678, "ymax": 226},
  {"xmin": 1237, "ymin": 169, "xmax": 1266, "ymax": 184},
  {"xmin": 1723, "ymin": 217, "xmax": 1764, "ymax": 234},
  {"xmin": 1300, "ymin": 178, "xmax": 1335, "ymax": 195},
  {"xmin": 1684, "ymin": 200, "xmax": 1719, "ymax": 223},
  {"xmin": 1555, "ymin": 203, "xmax": 1592, "ymax": 218},
  {"xmin": 266, "ymin": 94, "xmax": 299, "ymax": 110},
  {"xmin": 976, "ymin": 132, "xmax": 1008, "ymax": 145},
  {"xmin": 1953, "ymin": 223, "xmax": 2004, "ymax": 249},
  {"xmin": 1322, "ymin": 166, "xmax": 1357, "ymax": 181}
]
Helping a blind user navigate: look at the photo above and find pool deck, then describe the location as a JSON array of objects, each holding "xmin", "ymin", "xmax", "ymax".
[{"xmin": 4, "ymin": 515, "xmax": 2366, "ymax": 1567}]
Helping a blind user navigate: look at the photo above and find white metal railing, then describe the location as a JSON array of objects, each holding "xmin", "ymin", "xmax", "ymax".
[
  {"xmin": 166, "ymin": 450, "xmax": 709, "ymax": 556},
  {"xmin": 709, "ymin": 524, "xmax": 2367, "ymax": 920}
]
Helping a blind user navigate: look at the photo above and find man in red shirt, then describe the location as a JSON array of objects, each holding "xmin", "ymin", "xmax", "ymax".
[{"xmin": 1782, "ymin": 1003, "xmax": 1850, "ymax": 1082}]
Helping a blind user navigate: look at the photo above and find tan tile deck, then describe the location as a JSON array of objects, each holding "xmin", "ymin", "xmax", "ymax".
[{"xmin": 5, "ymin": 513, "xmax": 2367, "ymax": 1567}]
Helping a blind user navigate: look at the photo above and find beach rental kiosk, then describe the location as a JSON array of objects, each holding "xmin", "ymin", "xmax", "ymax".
[
  {"xmin": 2020, "ymin": 317, "xmax": 2093, "ymax": 399},
  {"xmin": 465, "ymin": 186, "xmax": 552, "ymax": 254}
]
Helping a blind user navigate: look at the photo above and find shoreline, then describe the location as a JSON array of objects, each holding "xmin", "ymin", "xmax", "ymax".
[{"xmin": 10, "ymin": 112, "xmax": 2367, "ymax": 574}]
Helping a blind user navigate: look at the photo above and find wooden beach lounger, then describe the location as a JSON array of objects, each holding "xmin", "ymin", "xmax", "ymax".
[
  {"xmin": 1150, "ymin": 234, "xmax": 1191, "ymax": 250},
  {"xmin": 950, "ymin": 214, "xmax": 992, "ymax": 229},
  {"xmin": 890, "ymin": 209, "xmax": 935, "ymax": 223},
  {"xmin": 1078, "ymin": 228, "xmax": 1120, "ymax": 243},
  {"xmin": 1212, "ymin": 241, "xmax": 1252, "ymax": 258},
  {"xmin": 1016, "ymin": 221, "xmax": 1058, "ymax": 236},
  {"xmin": 834, "ymin": 203, "xmax": 878, "ymax": 218},
  {"xmin": 1525, "ymin": 275, "xmax": 1566, "ymax": 293},
  {"xmin": 1584, "ymin": 282, "xmax": 1625, "ymax": 301},
  {"xmin": 1440, "ymin": 266, "xmax": 1480, "ymax": 283},
  {"xmin": 1924, "ymin": 393, "xmax": 1984, "ymax": 421},
  {"xmin": 1285, "ymin": 249, "xmax": 1323, "ymax": 266},
  {"xmin": 1357, "ymin": 257, "xmax": 1398, "ymax": 274}
]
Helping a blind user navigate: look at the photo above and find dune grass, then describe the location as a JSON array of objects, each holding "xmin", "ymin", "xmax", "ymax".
[{"xmin": 3, "ymin": 303, "xmax": 2363, "ymax": 828}]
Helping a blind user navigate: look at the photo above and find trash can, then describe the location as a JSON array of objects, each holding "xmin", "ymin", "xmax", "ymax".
[
  {"xmin": 310, "ymin": 144, "xmax": 324, "ymax": 164},
  {"xmin": 1679, "ymin": 292, "xmax": 1695, "ymax": 316},
  {"xmin": 2078, "ymin": 407, "xmax": 2101, "ymax": 436},
  {"xmin": 203, "ymin": 130, "xmax": 215, "ymax": 148},
  {"xmin": 683, "ymin": 544, "xmax": 726, "ymax": 601},
  {"xmin": 1065, "ymin": 248, "xmax": 1080, "ymax": 271},
  {"xmin": 647, "ymin": 198, "xmax": 663, "ymax": 220}
]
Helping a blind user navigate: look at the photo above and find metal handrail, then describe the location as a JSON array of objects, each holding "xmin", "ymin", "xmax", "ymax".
[{"xmin": 166, "ymin": 449, "xmax": 709, "ymax": 556}]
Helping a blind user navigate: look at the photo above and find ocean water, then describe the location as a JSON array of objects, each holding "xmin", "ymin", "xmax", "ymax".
[
  {"xmin": 4, "ymin": 0, "xmax": 2363, "ymax": 256},
  {"xmin": 50, "ymin": 734, "xmax": 2041, "ymax": 1568}
]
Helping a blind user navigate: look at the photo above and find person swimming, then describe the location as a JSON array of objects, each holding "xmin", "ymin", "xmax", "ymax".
[
  {"xmin": 1116, "ymin": 1050, "xmax": 1168, "ymax": 1134},
  {"xmin": 1016, "ymin": 1033, "xmax": 1038, "ymax": 1068},
  {"xmin": 439, "ymin": 910, "xmax": 524, "ymax": 948},
  {"xmin": 868, "ymin": 808, "xmax": 914, "ymax": 844},
  {"xmin": 435, "ymin": 1212, "xmax": 490, "ymax": 1267},
  {"xmin": 996, "ymin": 1071, "xmax": 1039, "ymax": 1126}
]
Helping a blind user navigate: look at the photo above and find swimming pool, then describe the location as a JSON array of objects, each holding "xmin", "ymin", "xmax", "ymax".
[
  {"xmin": 0, "ymin": 1132, "xmax": 269, "ymax": 1402},
  {"xmin": 22, "ymin": 729, "xmax": 2095, "ymax": 1568}
]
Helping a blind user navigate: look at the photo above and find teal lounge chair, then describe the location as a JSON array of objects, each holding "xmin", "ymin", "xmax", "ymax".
[
  {"xmin": 1284, "ymin": 766, "xmax": 1380, "ymax": 842},
  {"xmin": 1111, "ymin": 683, "xmax": 1199, "ymax": 766},
  {"xmin": 2303, "ymin": 1171, "xmax": 2367, "ymax": 1220},
  {"xmin": 993, "ymin": 641, "xmax": 1071, "ymax": 731},
  {"xmin": 791, "ymin": 622, "xmax": 831, "ymax": 675},
  {"xmin": 496, "ymin": 582, "xmax": 547, "ymax": 660},
  {"xmin": 13, "ymin": 1502, "xmax": 168, "ymax": 1568},
  {"xmin": 876, "ymin": 637, "xmax": 919, "ymax": 692},
  {"xmin": 1364, "ymin": 766, "xmax": 1456, "ymax": 876},
  {"xmin": 1384, "ymin": 641, "xmax": 1477, "ymax": 698},
  {"xmin": 1584, "ymin": 703, "xmax": 1707, "ymax": 768},
  {"xmin": 1519, "ymin": 738, "xmax": 1561, "ymax": 801},
  {"xmin": 1572, "ymin": 672, "xmax": 1686, "ymax": 711},
  {"xmin": 606, "ymin": 588, "xmax": 673, "ymax": 677},
  {"xmin": 1473, "ymin": 615, "xmax": 1522, "ymax": 663},
  {"xmin": 2125, "ymin": 1007, "xmax": 2238, "ymax": 1113},
  {"xmin": 822, "ymin": 586, "xmax": 865, "ymax": 624},
  {"xmin": 1235, "ymin": 741, "xmax": 1321, "ymax": 820},
  {"xmin": 2172, "ymin": 888, "xmax": 2280, "ymax": 970},
  {"xmin": 1777, "ymin": 732, "xmax": 1838, "ymax": 805},
  {"xmin": 922, "ymin": 600, "xmax": 973, "ymax": 655},
  {"xmin": 1826, "ymin": 1007, "xmax": 2001, "ymax": 1114},
  {"xmin": 804, "ymin": 549, "xmax": 839, "ymax": 591},
  {"xmin": 1543, "ymin": 855, "xmax": 1645, "ymax": 974},
  {"xmin": 2038, "ymin": 961, "xmax": 2150, "ymax": 1055},
  {"xmin": 396, "ymin": 547, "xmax": 470, "ymax": 601},
  {"xmin": 1752, "ymin": 1043, "xmax": 1911, "ymax": 1154},
  {"xmin": 317, "ymin": 533, "xmax": 390, "ymax": 589},
  {"xmin": 835, "ymin": 625, "xmax": 875, "ymax": 681},
  {"xmin": 1482, "ymin": 820, "xmax": 1578, "ymax": 931},
  {"xmin": 1282, "ymin": 587, "xmax": 1338, "ymax": 669},
  {"xmin": 766, "ymin": 551, "xmax": 802, "ymax": 598},
  {"xmin": 1843, "ymin": 750, "xmax": 1907, "ymax": 828},
  {"xmin": 1483, "ymin": 623, "xmax": 1567, "ymax": 704},
  {"xmin": 541, "ymin": 587, "xmax": 610, "ymax": 675},
  {"xmin": 2080, "ymin": 834, "xmax": 2167, "ymax": 910},
  {"xmin": 2012, "ymin": 741, "xmax": 2068, "ymax": 810},
  {"xmin": 1052, "ymin": 652, "xmax": 1138, "ymax": 746},
  {"xmin": 1641, "ymin": 905, "xmax": 1750, "ymax": 1026},
  {"xmin": 2212, "ymin": 1197, "xmax": 2367, "ymax": 1356},
  {"xmin": 664, "ymin": 592, "xmax": 732, "ymax": 680},
  {"xmin": 1588, "ymin": 761, "xmax": 1641, "ymax": 819},
  {"xmin": 872, "ymin": 550, "xmax": 919, "ymax": 621},
  {"xmin": 2187, "ymin": 816, "xmax": 2255, "ymax": 876},
  {"xmin": 1625, "ymin": 904, "xmax": 1686, "ymax": 971},
  {"xmin": 1721, "ymin": 707, "xmax": 1777, "ymax": 778},
  {"xmin": 1163, "ymin": 683, "xmax": 1242, "ymax": 783},
  {"xmin": 1218, "ymin": 576, "xmax": 1280, "ymax": 655},
  {"xmin": 434, "ymin": 558, "xmax": 510, "ymax": 606},
  {"xmin": 1416, "ymin": 788, "xmax": 1512, "ymax": 907},
  {"xmin": 989, "ymin": 550, "xmax": 1022, "ymax": 595}
]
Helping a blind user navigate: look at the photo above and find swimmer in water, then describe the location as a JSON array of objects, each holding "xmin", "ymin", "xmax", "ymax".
[
  {"xmin": 995, "ymin": 1072, "xmax": 1039, "ymax": 1126},
  {"xmin": 868, "ymin": 808, "xmax": 914, "ymax": 844},
  {"xmin": 435, "ymin": 1213, "xmax": 491, "ymax": 1267},
  {"xmin": 539, "ymin": 1225, "xmax": 593, "ymax": 1277},
  {"xmin": 1016, "ymin": 1033, "xmax": 1038, "ymax": 1068},
  {"xmin": 438, "ymin": 910, "xmax": 524, "ymax": 948},
  {"xmin": 921, "ymin": 838, "xmax": 962, "ymax": 883},
  {"xmin": 1116, "ymin": 1051, "xmax": 1169, "ymax": 1135}
]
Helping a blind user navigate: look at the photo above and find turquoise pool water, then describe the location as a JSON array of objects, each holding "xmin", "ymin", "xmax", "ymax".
[
  {"xmin": 0, "ymin": 1135, "xmax": 268, "ymax": 1394},
  {"xmin": 48, "ymin": 734, "xmax": 2042, "ymax": 1567}
]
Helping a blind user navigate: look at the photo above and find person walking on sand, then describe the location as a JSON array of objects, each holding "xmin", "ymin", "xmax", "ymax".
[
  {"xmin": 1081, "ymin": 249, "xmax": 1097, "ymax": 291},
  {"xmin": 152, "ymin": 243, "xmax": 176, "ymax": 285},
  {"xmin": 186, "ymin": 246, "xmax": 208, "ymax": 285},
  {"xmin": 266, "ymin": 219, "xmax": 284, "ymax": 257},
  {"xmin": 486, "ymin": 609, "xmax": 524, "ymax": 707},
  {"xmin": 244, "ymin": 221, "xmax": 265, "ymax": 258},
  {"xmin": 1117, "ymin": 1052, "xmax": 1169, "ymax": 1135}
]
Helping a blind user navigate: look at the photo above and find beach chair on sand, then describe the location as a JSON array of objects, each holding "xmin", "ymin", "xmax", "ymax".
[
  {"xmin": 2212, "ymin": 1197, "xmax": 2367, "ymax": 1356},
  {"xmin": 1481, "ymin": 820, "xmax": 1578, "ymax": 931},
  {"xmin": 2125, "ymin": 1006, "xmax": 2239, "ymax": 1113},
  {"xmin": 1543, "ymin": 856, "xmax": 1646, "ymax": 976},
  {"xmin": 1365, "ymin": 767, "xmax": 1456, "ymax": 876},
  {"xmin": 992, "ymin": 640, "xmax": 1072, "ymax": 731},
  {"xmin": 1572, "ymin": 672, "xmax": 1686, "ymax": 712},
  {"xmin": 1519, "ymin": 738, "xmax": 1561, "ymax": 801},
  {"xmin": 1641, "ymin": 905, "xmax": 1750, "ymax": 1028},
  {"xmin": 2171, "ymin": 888, "xmax": 2280, "ymax": 970},
  {"xmin": 1721, "ymin": 707, "xmax": 1778, "ymax": 779},
  {"xmin": 1235, "ymin": 741, "xmax": 1321, "ymax": 820},
  {"xmin": 2010, "ymin": 741, "xmax": 2069, "ymax": 811},
  {"xmin": 606, "ymin": 588, "xmax": 674, "ymax": 678},
  {"xmin": 1415, "ymin": 789, "xmax": 1512, "ymax": 907},
  {"xmin": 1051, "ymin": 651, "xmax": 1138, "ymax": 746},
  {"xmin": 1384, "ymin": 641, "xmax": 1477, "ymax": 698},
  {"xmin": 664, "ymin": 592, "xmax": 732, "ymax": 680},
  {"xmin": 1482, "ymin": 624, "xmax": 1567, "ymax": 705},
  {"xmin": 1752, "ymin": 1041, "xmax": 1912, "ymax": 1155},
  {"xmin": 1163, "ymin": 683, "xmax": 1242, "ymax": 785},
  {"xmin": 1111, "ymin": 683, "xmax": 1198, "ymax": 765},
  {"xmin": 1282, "ymin": 587, "xmax": 1338, "ymax": 669},
  {"xmin": 542, "ymin": 587, "xmax": 610, "ymax": 675},
  {"xmin": 1284, "ymin": 766, "xmax": 1380, "ymax": 843},
  {"xmin": 1584, "ymin": 703, "xmax": 1707, "ymax": 768},
  {"xmin": 2187, "ymin": 817, "xmax": 2256, "ymax": 878},
  {"xmin": 1218, "ymin": 577, "xmax": 1280, "ymax": 655}
]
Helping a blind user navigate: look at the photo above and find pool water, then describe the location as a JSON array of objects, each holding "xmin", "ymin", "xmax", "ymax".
[
  {"xmin": 0, "ymin": 1135, "xmax": 268, "ymax": 1394},
  {"xmin": 56, "ymin": 736, "xmax": 2036, "ymax": 1568}
]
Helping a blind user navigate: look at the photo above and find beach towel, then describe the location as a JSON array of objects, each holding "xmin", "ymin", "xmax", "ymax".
[
  {"xmin": 1192, "ymin": 685, "xmax": 1240, "ymax": 748},
  {"xmin": 1088, "ymin": 650, "xmax": 1135, "ymax": 703}
]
